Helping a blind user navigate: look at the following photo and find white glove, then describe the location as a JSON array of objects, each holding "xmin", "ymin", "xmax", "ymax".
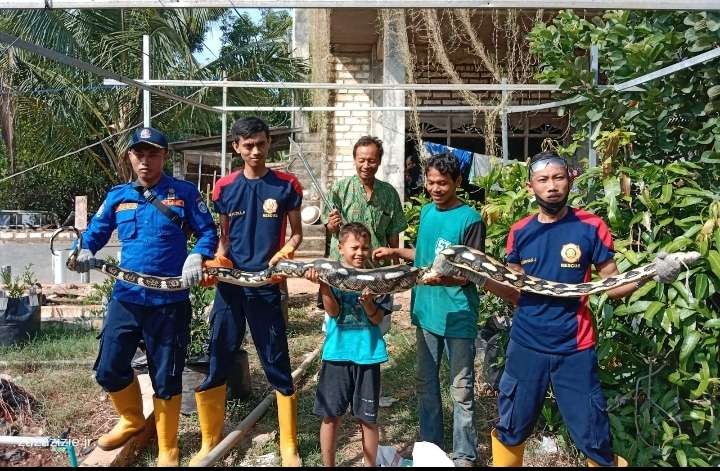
[
  {"xmin": 74, "ymin": 249, "xmax": 95, "ymax": 273},
  {"xmin": 182, "ymin": 253, "xmax": 204, "ymax": 288},
  {"xmin": 654, "ymin": 251, "xmax": 683, "ymax": 284}
]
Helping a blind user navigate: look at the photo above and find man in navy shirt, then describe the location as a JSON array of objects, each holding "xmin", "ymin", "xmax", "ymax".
[
  {"xmin": 72, "ymin": 127, "xmax": 218, "ymax": 466},
  {"xmin": 491, "ymin": 151, "xmax": 684, "ymax": 467},
  {"xmin": 190, "ymin": 117, "xmax": 304, "ymax": 466}
]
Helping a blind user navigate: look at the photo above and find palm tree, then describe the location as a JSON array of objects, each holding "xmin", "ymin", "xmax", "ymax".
[
  {"xmin": 0, "ymin": 8, "xmax": 225, "ymax": 182},
  {"xmin": 0, "ymin": 8, "xmax": 308, "ymax": 218}
]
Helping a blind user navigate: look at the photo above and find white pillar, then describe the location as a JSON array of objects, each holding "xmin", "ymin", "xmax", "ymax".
[
  {"xmin": 381, "ymin": 11, "xmax": 406, "ymax": 200},
  {"xmin": 501, "ymin": 77, "xmax": 509, "ymax": 164},
  {"xmin": 588, "ymin": 44, "xmax": 599, "ymax": 167},
  {"xmin": 53, "ymin": 250, "xmax": 66, "ymax": 284},
  {"xmin": 143, "ymin": 35, "xmax": 151, "ymax": 127},
  {"xmin": 221, "ymin": 73, "xmax": 228, "ymax": 176},
  {"xmin": 291, "ymin": 8, "xmax": 312, "ymax": 133}
]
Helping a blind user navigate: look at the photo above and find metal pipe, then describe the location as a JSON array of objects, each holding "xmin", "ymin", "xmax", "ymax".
[
  {"xmin": 288, "ymin": 137, "xmax": 335, "ymax": 214},
  {"xmin": 142, "ymin": 35, "xmax": 150, "ymax": 127},
  {"xmin": 6, "ymin": 1, "xmax": 718, "ymax": 10},
  {"xmin": 194, "ymin": 345, "xmax": 322, "ymax": 467},
  {"xmin": 221, "ymin": 73, "xmax": 228, "ymax": 177},
  {"xmin": 105, "ymin": 78, "xmax": 644, "ymax": 92},
  {"xmin": 588, "ymin": 44, "xmax": 599, "ymax": 168},
  {"xmin": 0, "ymin": 32, "xmax": 217, "ymax": 114},
  {"xmin": 114, "ymin": 79, "xmax": 561, "ymax": 91},
  {"xmin": 501, "ymin": 77, "xmax": 509, "ymax": 164},
  {"xmin": 0, "ymin": 436, "xmax": 78, "ymax": 467}
]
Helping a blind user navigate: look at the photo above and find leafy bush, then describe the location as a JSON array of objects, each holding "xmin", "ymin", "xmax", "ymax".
[
  {"xmin": 1, "ymin": 264, "xmax": 39, "ymax": 298},
  {"xmin": 525, "ymin": 9, "xmax": 720, "ymax": 466}
]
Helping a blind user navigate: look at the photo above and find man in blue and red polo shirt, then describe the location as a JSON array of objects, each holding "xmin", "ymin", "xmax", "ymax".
[
  {"xmin": 491, "ymin": 151, "xmax": 683, "ymax": 467},
  {"xmin": 189, "ymin": 117, "xmax": 304, "ymax": 467}
]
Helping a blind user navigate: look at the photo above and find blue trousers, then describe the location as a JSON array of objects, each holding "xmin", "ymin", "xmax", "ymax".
[
  {"xmin": 198, "ymin": 283, "xmax": 294, "ymax": 396},
  {"xmin": 94, "ymin": 299, "xmax": 191, "ymax": 399},
  {"xmin": 496, "ymin": 340, "xmax": 614, "ymax": 466}
]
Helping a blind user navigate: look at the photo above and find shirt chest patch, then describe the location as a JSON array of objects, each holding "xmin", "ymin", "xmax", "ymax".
[
  {"xmin": 116, "ymin": 202, "xmax": 138, "ymax": 212},
  {"xmin": 560, "ymin": 242, "xmax": 582, "ymax": 268},
  {"xmin": 161, "ymin": 199, "xmax": 185, "ymax": 207},
  {"xmin": 262, "ymin": 198, "xmax": 278, "ymax": 218}
]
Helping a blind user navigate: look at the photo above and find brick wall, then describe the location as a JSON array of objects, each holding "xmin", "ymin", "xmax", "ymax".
[
  {"xmin": 413, "ymin": 63, "xmax": 553, "ymax": 106},
  {"xmin": 324, "ymin": 53, "xmax": 556, "ymax": 187},
  {"xmin": 328, "ymin": 53, "xmax": 374, "ymax": 183}
]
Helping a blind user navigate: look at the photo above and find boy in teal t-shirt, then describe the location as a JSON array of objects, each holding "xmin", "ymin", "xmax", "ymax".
[
  {"xmin": 374, "ymin": 153, "xmax": 516, "ymax": 466},
  {"xmin": 305, "ymin": 222, "xmax": 391, "ymax": 467}
]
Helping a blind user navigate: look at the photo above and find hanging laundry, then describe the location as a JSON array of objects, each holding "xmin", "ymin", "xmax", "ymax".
[
  {"xmin": 468, "ymin": 153, "xmax": 493, "ymax": 183},
  {"xmin": 423, "ymin": 142, "xmax": 473, "ymax": 181}
]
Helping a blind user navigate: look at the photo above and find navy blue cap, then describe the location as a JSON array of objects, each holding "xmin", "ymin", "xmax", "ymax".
[{"xmin": 128, "ymin": 127, "xmax": 168, "ymax": 150}]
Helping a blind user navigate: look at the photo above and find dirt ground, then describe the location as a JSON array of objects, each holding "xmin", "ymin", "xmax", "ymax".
[{"xmin": 2, "ymin": 278, "xmax": 580, "ymax": 467}]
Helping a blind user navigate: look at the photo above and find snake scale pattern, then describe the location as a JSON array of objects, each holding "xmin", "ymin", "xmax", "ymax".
[{"xmin": 51, "ymin": 227, "xmax": 700, "ymax": 297}]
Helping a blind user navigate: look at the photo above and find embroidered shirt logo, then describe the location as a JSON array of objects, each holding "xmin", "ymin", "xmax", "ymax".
[
  {"xmin": 262, "ymin": 198, "xmax": 278, "ymax": 218},
  {"xmin": 115, "ymin": 202, "xmax": 138, "ymax": 212},
  {"xmin": 162, "ymin": 199, "xmax": 185, "ymax": 207},
  {"xmin": 560, "ymin": 243, "xmax": 582, "ymax": 268}
]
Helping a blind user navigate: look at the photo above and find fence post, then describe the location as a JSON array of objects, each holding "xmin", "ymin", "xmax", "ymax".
[{"xmin": 75, "ymin": 196, "xmax": 89, "ymax": 283}]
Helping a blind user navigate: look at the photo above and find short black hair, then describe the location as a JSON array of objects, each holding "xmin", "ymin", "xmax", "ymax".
[
  {"xmin": 339, "ymin": 222, "xmax": 371, "ymax": 245},
  {"xmin": 425, "ymin": 152, "xmax": 460, "ymax": 181},
  {"xmin": 353, "ymin": 136, "xmax": 384, "ymax": 160},
  {"xmin": 231, "ymin": 117, "xmax": 270, "ymax": 141}
]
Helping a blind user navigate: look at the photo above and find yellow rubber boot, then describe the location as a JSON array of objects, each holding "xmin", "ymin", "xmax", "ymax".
[
  {"xmin": 97, "ymin": 378, "xmax": 146, "ymax": 451},
  {"xmin": 153, "ymin": 395, "xmax": 181, "ymax": 467},
  {"xmin": 276, "ymin": 391, "xmax": 301, "ymax": 467},
  {"xmin": 491, "ymin": 429, "xmax": 524, "ymax": 467},
  {"xmin": 587, "ymin": 455, "xmax": 629, "ymax": 467},
  {"xmin": 189, "ymin": 385, "xmax": 227, "ymax": 467}
]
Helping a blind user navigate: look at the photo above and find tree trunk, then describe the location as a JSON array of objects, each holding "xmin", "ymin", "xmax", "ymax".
[{"xmin": 0, "ymin": 48, "xmax": 15, "ymax": 174}]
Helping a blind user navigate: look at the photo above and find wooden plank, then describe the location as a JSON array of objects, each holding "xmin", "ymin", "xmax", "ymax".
[
  {"xmin": 80, "ymin": 374, "xmax": 156, "ymax": 467},
  {"xmin": 74, "ymin": 196, "xmax": 87, "ymax": 231}
]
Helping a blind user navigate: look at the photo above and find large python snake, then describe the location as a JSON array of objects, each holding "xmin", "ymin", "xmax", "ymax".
[{"xmin": 50, "ymin": 227, "xmax": 700, "ymax": 298}]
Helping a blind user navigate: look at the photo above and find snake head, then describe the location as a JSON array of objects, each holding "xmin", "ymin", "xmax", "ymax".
[{"xmin": 667, "ymin": 251, "xmax": 702, "ymax": 266}]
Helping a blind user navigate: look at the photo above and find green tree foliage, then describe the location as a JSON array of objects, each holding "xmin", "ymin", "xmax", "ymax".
[
  {"xmin": 404, "ymin": 10, "xmax": 720, "ymax": 466},
  {"xmin": 527, "ymin": 10, "xmax": 719, "ymax": 466},
  {"xmin": 0, "ymin": 8, "xmax": 307, "ymax": 218}
]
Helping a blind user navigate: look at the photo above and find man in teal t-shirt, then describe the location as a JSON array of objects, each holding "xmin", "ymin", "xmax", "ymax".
[{"xmin": 374, "ymin": 152, "xmax": 516, "ymax": 466}]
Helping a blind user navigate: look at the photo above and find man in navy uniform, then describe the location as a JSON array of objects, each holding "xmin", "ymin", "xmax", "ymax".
[
  {"xmin": 491, "ymin": 151, "xmax": 684, "ymax": 467},
  {"xmin": 72, "ymin": 127, "xmax": 218, "ymax": 466},
  {"xmin": 191, "ymin": 117, "xmax": 304, "ymax": 467}
]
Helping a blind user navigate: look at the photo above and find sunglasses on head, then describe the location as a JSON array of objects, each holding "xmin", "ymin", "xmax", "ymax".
[{"xmin": 528, "ymin": 157, "xmax": 568, "ymax": 177}]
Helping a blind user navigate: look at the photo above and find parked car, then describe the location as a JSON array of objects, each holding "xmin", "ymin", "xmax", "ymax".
[{"xmin": 0, "ymin": 210, "xmax": 59, "ymax": 229}]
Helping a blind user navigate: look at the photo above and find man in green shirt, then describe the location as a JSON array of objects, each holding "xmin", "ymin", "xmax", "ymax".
[
  {"xmin": 374, "ymin": 152, "xmax": 517, "ymax": 466},
  {"xmin": 323, "ymin": 136, "xmax": 408, "ymax": 265}
]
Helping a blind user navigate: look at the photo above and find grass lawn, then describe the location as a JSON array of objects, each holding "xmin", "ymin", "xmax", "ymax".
[{"xmin": 3, "ymin": 302, "xmax": 581, "ymax": 467}]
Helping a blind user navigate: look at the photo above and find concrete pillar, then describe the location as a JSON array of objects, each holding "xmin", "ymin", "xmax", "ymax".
[
  {"xmin": 381, "ymin": 10, "xmax": 406, "ymax": 200},
  {"xmin": 292, "ymin": 8, "xmax": 312, "ymax": 134},
  {"xmin": 53, "ymin": 250, "xmax": 66, "ymax": 284}
]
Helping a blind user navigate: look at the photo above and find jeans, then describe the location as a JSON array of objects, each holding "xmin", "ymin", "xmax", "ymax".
[{"xmin": 415, "ymin": 327, "xmax": 477, "ymax": 463}]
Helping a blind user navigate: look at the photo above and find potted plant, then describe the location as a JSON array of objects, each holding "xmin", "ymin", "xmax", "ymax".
[{"xmin": 0, "ymin": 265, "xmax": 42, "ymax": 347}]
